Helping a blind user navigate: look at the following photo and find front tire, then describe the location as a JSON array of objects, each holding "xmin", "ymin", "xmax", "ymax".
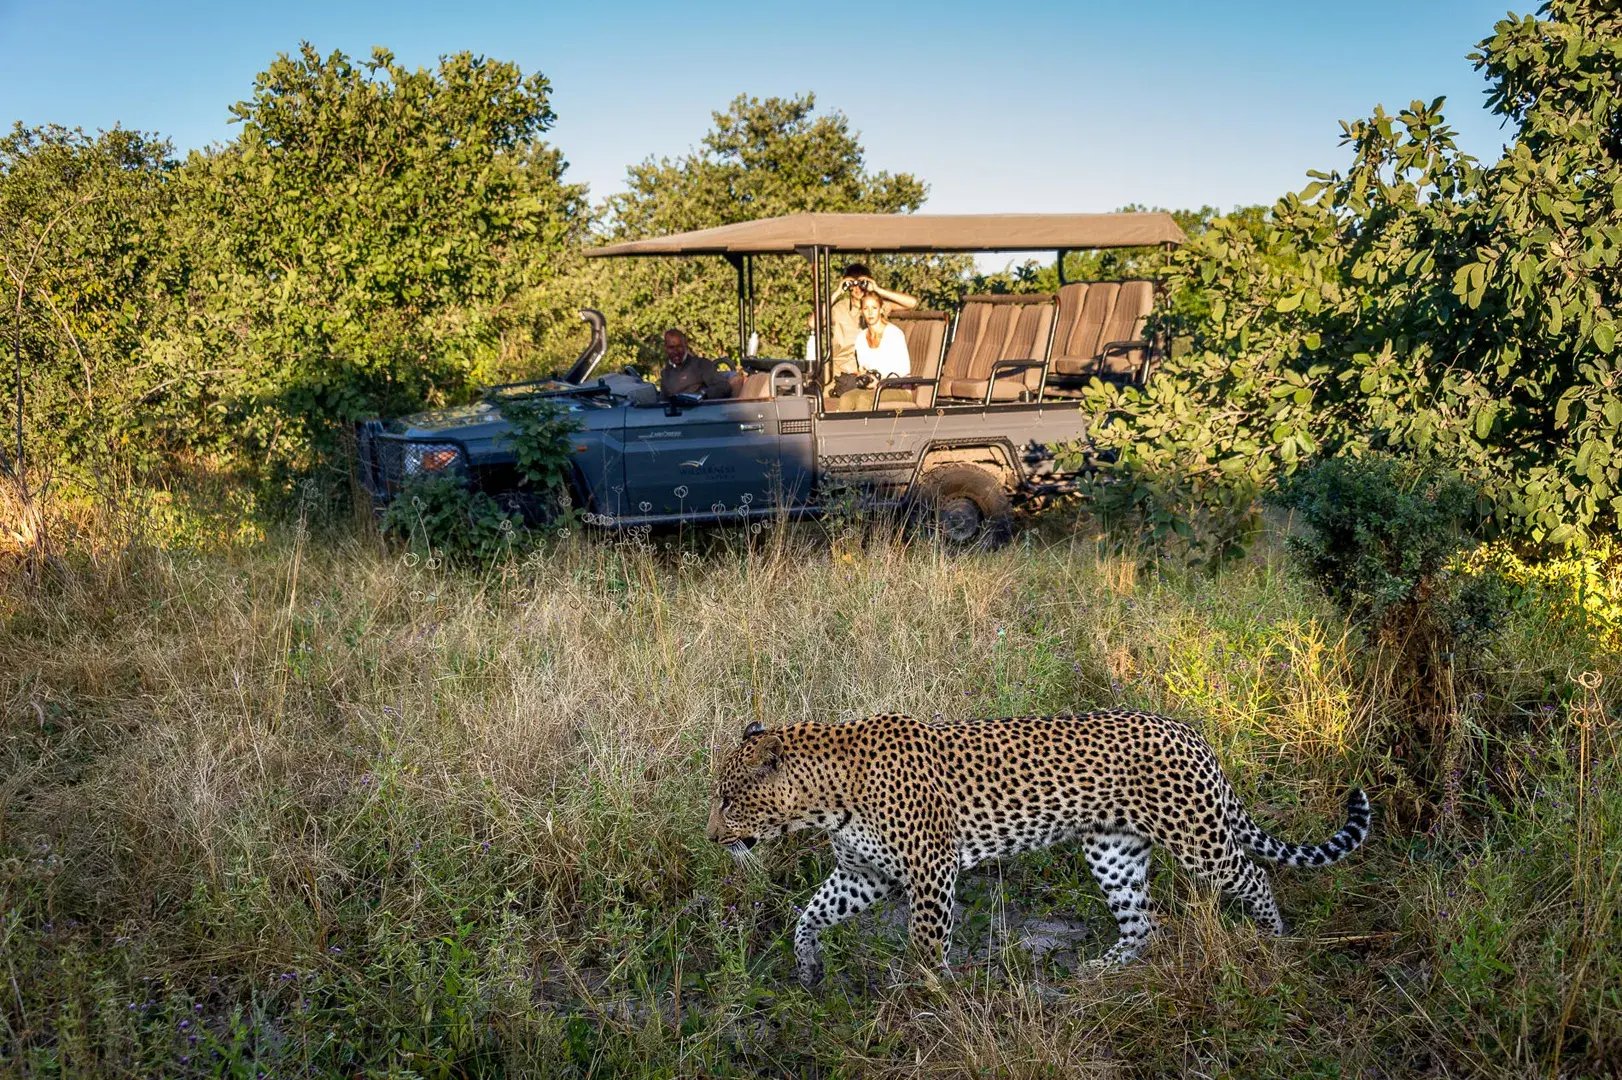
[
  {"xmin": 494, "ymin": 486, "xmax": 571, "ymax": 528},
  {"xmin": 911, "ymin": 464, "xmax": 1014, "ymax": 551}
]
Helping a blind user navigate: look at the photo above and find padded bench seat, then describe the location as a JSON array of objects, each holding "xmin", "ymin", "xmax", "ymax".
[
  {"xmin": 937, "ymin": 293, "xmax": 1057, "ymax": 403},
  {"xmin": 1050, "ymin": 279, "xmax": 1155, "ymax": 384}
]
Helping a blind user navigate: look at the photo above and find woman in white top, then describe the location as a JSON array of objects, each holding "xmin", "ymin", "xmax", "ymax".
[{"xmin": 834, "ymin": 293, "xmax": 913, "ymax": 411}]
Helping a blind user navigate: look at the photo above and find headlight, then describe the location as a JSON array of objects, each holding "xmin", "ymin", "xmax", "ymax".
[{"xmin": 403, "ymin": 443, "xmax": 464, "ymax": 475}]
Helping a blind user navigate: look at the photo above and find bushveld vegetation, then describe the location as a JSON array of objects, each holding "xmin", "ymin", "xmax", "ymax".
[
  {"xmin": 2, "ymin": 513, "xmax": 1618, "ymax": 1077},
  {"xmin": 3, "ymin": 0, "xmax": 1621, "ymax": 1076}
]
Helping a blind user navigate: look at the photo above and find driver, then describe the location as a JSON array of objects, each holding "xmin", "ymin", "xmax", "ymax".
[{"xmin": 658, "ymin": 328, "xmax": 735, "ymax": 400}]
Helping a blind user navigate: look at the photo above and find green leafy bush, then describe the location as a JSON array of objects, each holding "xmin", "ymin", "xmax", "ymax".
[
  {"xmin": 500, "ymin": 395, "xmax": 582, "ymax": 509},
  {"xmin": 1091, "ymin": 0, "xmax": 1622, "ymax": 554},
  {"xmin": 1270, "ymin": 454, "xmax": 1501, "ymax": 640},
  {"xmin": 1271, "ymin": 453, "xmax": 1513, "ymax": 817},
  {"xmin": 0, "ymin": 125, "xmax": 183, "ymax": 476},
  {"xmin": 3, "ymin": 46, "xmax": 588, "ymax": 507},
  {"xmin": 380, "ymin": 471, "xmax": 522, "ymax": 565}
]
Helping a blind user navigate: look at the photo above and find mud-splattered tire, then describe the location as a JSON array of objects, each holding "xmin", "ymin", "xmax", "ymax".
[{"xmin": 911, "ymin": 464, "xmax": 1014, "ymax": 551}]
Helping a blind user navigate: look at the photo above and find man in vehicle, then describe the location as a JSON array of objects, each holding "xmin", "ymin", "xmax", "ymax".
[
  {"xmin": 824, "ymin": 264, "xmax": 917, "ymax": 408},
  {"xmin": 659, "ymin": 328, "xmax": 735, "ymax": 400}
]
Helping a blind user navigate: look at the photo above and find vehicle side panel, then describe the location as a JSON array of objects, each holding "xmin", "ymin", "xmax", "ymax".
[
  {"xmin": 814, "ymin": 403, "xmax": 1088, "ymax": 495},
  {"xmin": 620, "ymin": 399, "xmax": 785, "ymax": 515}
]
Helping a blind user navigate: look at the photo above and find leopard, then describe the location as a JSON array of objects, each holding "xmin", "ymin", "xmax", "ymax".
[{"xmin": 705, "ymin": 710, "xmax": 1370, "ymax": 987}]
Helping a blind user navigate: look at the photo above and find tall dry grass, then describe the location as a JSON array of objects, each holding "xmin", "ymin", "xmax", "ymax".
[{"xmin": 1, "ymin": 514, "xmax": 1617, "ymax": 1077}]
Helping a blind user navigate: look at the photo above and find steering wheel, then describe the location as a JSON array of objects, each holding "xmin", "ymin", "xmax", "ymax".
[{"xmin": 770, "ymin": 362, "xmax": 803, "ymax": 396}]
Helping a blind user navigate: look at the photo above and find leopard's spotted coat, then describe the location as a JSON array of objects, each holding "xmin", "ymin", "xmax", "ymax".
[{"xmin": 705, "ymin": 711, "xmax": 1370, "ymax": 986}]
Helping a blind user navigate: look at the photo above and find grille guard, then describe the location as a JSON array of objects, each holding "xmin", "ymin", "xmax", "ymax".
[{"xmin": 355, "ymin": 422, "xmax": 472, "ymax": 503}]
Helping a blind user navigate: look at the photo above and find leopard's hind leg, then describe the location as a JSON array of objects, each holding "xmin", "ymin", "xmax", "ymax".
[
  {"xmin": 1164, "ymin": 829, "xmax": 1287, "ymax": 936},
  {"xmin": 1083, "ymin": 831, "xmax": 1156, "ymax": 964}
]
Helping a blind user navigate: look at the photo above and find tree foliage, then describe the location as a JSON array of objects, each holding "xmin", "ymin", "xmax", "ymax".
[
  {"xmin": 969, "ymin": 206, "xmax": 1244, "ymax": 296},
  {"xmin": 171, "ymin": 45, "xmax": 587, "ymax": 491},
  {"xmin": 3, "ymin": 48, "xmax": 588, "ymax": 505},
  {"xmin": 574, "ymin": 94, "xmax": 968, "ymax": 365},
  {"xmin": 1089, "ymin": 0, "xmax": 1622, "ymax": 551},
  {"xmin": 1, "ymin": 125, "xmax": 181, "ymax": 478}
]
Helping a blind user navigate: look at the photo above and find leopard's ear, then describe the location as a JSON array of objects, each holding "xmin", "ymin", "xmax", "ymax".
[
  {"xmin": 742, "ymin": 721, "xmax": 765, "ymax": 739},
  {"xmin": 748, "ymin": 733, "xmax": 783, "ymax": 777}
]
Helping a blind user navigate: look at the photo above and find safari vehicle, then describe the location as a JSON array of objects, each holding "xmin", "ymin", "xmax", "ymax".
[{"xmin": 356, "ymin": 212, "xmax": 1186, "ymax": 548}]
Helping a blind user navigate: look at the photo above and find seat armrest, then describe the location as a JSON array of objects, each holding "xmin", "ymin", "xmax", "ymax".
[
  {"xmin": 1099, "ymin": 338, "xmax": 1148, "ymax": 357},
  {"xmin": 1098, "ymin": 338, "xmax": 1152, "ymax": 385},
  {"xmin": 869, "ymin": 376, "xmax": 938, "ymax": 411},
  {"xmin": 985, "ymin": 359, "xmax": 1048, "ymax": 405}
]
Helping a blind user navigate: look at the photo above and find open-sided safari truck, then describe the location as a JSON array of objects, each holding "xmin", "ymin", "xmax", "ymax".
[{"xmin": 356, "ymin": 211, "xmax": 1186, "ymax": 548}]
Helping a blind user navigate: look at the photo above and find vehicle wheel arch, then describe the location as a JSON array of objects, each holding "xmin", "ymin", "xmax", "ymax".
[
  {"xmin": 907, "ymin": 461, "xmax": 1016, "ymax": 551},
  {"xmin": 486, "ymin": 459, "xmax": 589, "ymax": 526},
  {"xmin": 910, "ymin": 438, "xmax": 1021, "ymax": 492}
]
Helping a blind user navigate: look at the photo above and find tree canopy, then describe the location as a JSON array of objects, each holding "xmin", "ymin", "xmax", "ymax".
[
  {"xmin": 574, "ymin": 93, "xmax": 968, "ymax": 365},
  {"xmin": 1, "ymin": 125, "xmax": 180, "ymax": 478},
  {"xmin": 174, "ymin": 45, "xmax": 587, "ymax": 487},
  {"xmin": 1088, "ymin": 0, "xmax": 1622, "ymax": 550}
]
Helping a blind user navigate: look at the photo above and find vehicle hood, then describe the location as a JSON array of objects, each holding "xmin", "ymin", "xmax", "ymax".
[
  {"xmin": 389, "ymin": 401, "xmax": 502, "ymax": 434},
  {"xmin": 386, "ymin": 393, "xmax": 628, "ymax": 446}
]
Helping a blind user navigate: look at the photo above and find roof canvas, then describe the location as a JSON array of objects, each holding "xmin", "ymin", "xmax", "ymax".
[{"xmin": 584, "ymin": 211, "xmax": 1186, "ymax": 257}]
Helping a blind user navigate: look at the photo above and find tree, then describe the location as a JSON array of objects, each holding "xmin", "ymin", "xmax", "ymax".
[
  {"xmin": 0, "ymin": 124, "xmax": 181, "ymax": 485},
  {"xmin": 1089, "ymin": 0, "xmax": 1622, "ymax": 551},
  {"xmin": 172, "ymin": 45, "xmax": 587, "ymax": 493},
  {"xmin": 572, "ymin": 94, "xmax": 968, "ymax": 365}
]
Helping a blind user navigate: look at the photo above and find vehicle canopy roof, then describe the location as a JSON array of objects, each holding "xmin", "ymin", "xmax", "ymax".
[{"xmin": 584, "ymin": 211, "xmax": 1186, "ymax": 257}]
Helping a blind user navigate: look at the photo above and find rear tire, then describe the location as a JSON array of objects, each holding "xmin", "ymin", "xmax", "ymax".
[{"xmin": 911, "ymin": 464, "xmax": 1014, "ymax": 551}]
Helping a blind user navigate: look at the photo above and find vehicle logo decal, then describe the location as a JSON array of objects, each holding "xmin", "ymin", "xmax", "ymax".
[{"xmin": 680, "ymin": 455, "xmax": 710, "ymax": 469}]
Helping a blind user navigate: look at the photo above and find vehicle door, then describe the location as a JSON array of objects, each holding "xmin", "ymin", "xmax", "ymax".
[
  {"xmin": 774, "ymin": 392, "xmax": 815, "ymax": 507},
  {"xmin": 621, "ymin": 397, "xmax": 785, "ymax": 517}
]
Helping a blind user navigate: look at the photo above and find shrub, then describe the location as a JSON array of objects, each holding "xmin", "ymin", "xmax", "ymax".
[
  {"xmin": 1270, "ymin": 454, "xmax": 1502, "ymax": 641},
  {"xmin": 380, "ymin": 472, "xmax": 522, "ymax": 566},
  {"xmin": 1091, "ymin": 1, "xmax": 1622, "ymax": 554},
  {"xmin": 499, "ymin": 394, "xmax": 582, "ymax": 521},
  {"xmin": 1271, "ymin": 453, "xmax": 1510, "ymax": 820}
]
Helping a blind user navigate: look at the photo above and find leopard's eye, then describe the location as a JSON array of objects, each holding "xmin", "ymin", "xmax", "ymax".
[{"xmin": 720, "ymin": 798, "xmax": 732, "ymax": 812}]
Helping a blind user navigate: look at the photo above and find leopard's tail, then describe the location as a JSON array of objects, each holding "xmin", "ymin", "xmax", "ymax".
[{"xmin": 1230, "ymin": 788, "xmax": 1371, "ymax": 868}]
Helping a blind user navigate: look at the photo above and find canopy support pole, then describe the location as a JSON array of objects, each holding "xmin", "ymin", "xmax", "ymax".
[
  {"xmin": 726, "ymin": 254, "xmax": 748, "ymax": 360},
  {"xmin": 745, "ymin": 256, "xmax": 754, "ymax": 352},
  {"xmin": 798, "ymin": 244, "xmax": 830, "ymax": 392}
]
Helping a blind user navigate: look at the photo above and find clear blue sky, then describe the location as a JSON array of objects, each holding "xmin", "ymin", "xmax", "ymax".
[{"xmin": 2, "ymin": 0, "xmax": 1515, "ymax": 230}]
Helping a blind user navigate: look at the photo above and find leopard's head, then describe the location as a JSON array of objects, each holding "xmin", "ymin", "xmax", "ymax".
[{"xmin": 706, "ymin": 722, "xmax": 797, "ymax": 860}]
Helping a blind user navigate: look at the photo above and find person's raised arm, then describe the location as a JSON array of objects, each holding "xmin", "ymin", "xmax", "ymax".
[{"xmin": 863, "ymin": 277, "xmax": 917, "ymax": 310}]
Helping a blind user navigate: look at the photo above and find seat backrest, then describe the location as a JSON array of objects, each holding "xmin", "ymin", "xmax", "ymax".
[
  {"xmin": 942, "ymin": 294, "xmax": 1057, "ymax": 386},
  {"xmin": 889, "ymin": 308, "xmax": 949, "ymax": 405},
  {"xmin": 1053, "ymin": 279, "xmax": 1156, "ymax": 377},
  {"xmin": 735, "ymin": 372, "xmax": 773, "ymax": 400},
  {"xmin": 1005, "ymin": 302, "xmax": 1056, "ymax": 390},
  {"xmin": 940, "ymin": 300, "xmax": 991, "ymax": 383},
  {"xmin": 1096, "ymin": 280, "xmax": 1154, "ymax": 377},
  {"xmin": 1053, "ymin": 281, "xmax": 1115, "ymax": 371}
]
